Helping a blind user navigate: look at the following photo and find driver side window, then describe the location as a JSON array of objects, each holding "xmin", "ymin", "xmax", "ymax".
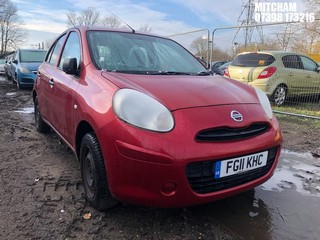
[
  {"xmin": 300, "ymin": 56, "xmax": 318, "ymax": 72},
  {"xmin": 58, "ymin": 32, "xmax": 81, "ymax": 70}
]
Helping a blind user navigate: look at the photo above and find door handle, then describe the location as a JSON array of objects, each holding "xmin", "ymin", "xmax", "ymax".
[{"xmin": 49, "ymin": 79, "xmax": 54, "ymax": 88}]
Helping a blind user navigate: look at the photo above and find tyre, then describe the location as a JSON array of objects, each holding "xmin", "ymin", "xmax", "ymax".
[
  {"xmin": 5, "ymin": 72, "xmax": 12, "ymax": 80},
  {"xmin": 273, "ymin": 85, "xmax": 287, "ymax": 106},
  {"xmin": 34, "ymin": 96, "xmax": 50, "ymax": 133},
  {"xmin": 80, "ymin": 132, "xmax": 118, "ymax": 210}
]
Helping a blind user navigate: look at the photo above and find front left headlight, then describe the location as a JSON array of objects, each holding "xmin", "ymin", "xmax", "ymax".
[
  {"xmin": 20, "ymin": 67, "xmax": 32, "ymax": 74},
  {"xmin": 255, "ymin": 88, "xmax": 273, "ymax": 120},
  {"xmin": 113, "ymin": 89, "xmax": 174, "ymax": 132}
]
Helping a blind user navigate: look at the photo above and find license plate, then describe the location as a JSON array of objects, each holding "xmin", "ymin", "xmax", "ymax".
[{"xmin": 214, "ymin": 151, "xmax": 268, "ymax": 179}]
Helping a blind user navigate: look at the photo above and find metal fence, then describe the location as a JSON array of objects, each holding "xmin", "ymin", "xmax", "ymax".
[{"xmin": 167, "ymin": 20, "xmax": 320, "ymax": 119}]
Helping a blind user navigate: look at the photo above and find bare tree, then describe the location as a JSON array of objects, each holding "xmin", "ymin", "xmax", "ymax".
[
  {"xmin": 190, "ymin": 37, "xmax": 208, "ymax": 60},
  {"xmin": 274, "ymin": 24, "xmax": 295, "ymax": 51},
  {"xmin": 101, "ymin": 16, "xmax": 122, "ymax": 28},
  {"xmin": 0, "ymin": 0, "xmax": 28, "ymax": 53},
  {"xmin": 286, "ymin": 0, "xmax": 320, "ymax": 53},
  {"xmin": 138, "ymin": 24, "xmax": 152, "ymax": 32},
  {"xmin": 66, "ymin": 7, "xmax": 101, "ymax": 27}
]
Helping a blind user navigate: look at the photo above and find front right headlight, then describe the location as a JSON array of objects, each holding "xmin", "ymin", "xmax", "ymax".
[
  {"xmin": 113, "ymin": 89, "xmax": 174, "ymax": 132},
  {"xmin": 255, "ymin": 88, "xmax": 273, "ymax": 120}
]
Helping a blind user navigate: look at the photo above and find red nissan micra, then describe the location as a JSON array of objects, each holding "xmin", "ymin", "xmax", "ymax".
[{"xmin": 33, "ymin": 26, "xmax": 282, "ymax": 210}]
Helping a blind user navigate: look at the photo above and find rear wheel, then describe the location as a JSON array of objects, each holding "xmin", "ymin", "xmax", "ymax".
[
  {"xmin": 273, "ymin": 85, "xmax": 287, "ymax": 106},
  {"xmin": 34, "ymin": 96, "xmax": 50, "ymax": 133},
  {"xmin": 80, "ymin": 132, "xmax": 118, "ymax": 210}
]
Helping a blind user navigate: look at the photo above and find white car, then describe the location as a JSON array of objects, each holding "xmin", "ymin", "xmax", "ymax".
[{"xmin": 0, "ymin": 58, "xmax": 5, "ymax": 74}]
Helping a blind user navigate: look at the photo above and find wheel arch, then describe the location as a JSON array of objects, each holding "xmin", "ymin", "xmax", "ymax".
[{"xmin": 75, "ymin": 121, "xmax": 94, "ymax": 160}]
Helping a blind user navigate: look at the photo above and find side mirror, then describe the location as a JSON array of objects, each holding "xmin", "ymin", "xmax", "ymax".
[
  {"xmin": 62, "ymin": 58, "xmax": 78, "ymax": 75},
  {"xmin": 12, "ymin": 59, "xmax": 18, "ymax": 64},
  {"xmin": 317, "ymin": 66, "xmax": 320, "ymax": 73}
]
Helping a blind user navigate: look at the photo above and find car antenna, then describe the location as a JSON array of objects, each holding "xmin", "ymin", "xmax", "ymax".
[{"xmin": 105, "ymin": 9, "xmax": 135, "ymax": 33}]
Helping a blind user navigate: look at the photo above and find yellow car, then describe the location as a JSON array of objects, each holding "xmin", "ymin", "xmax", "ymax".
[{"xmin": 225, "ymin": 51, "xmax": 320, "ymax": 106}]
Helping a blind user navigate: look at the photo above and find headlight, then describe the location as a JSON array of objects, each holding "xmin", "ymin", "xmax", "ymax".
[
  {"xmin": 20, "ymin": 67, "xmax": 32, "ymax": 74},
  {"xmin": 255, "ymin": 88, "xmax": 273, "ymax": 119},
  {"xmin": 113, "ymin": 89, "xmax": 174, "ymax": 132}
]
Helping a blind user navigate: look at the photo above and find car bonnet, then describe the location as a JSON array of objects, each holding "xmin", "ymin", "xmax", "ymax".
[{"xmin": 102, "ymin": 72, "xmax": 260, "ymax": 111}]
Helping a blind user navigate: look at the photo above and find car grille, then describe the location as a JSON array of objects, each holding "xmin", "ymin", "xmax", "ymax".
[
  {"xmin": 186, "ymin": 147, "xmax": 279, "ymax": 194},
  {"xmin": 195, "ymin": 123, "xmax": 269, "ymax": 141}
]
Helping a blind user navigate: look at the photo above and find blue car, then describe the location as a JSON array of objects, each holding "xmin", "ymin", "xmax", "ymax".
[{"xmin": 10, "ymin": 49, "xmax": 47, "ymax": 89}]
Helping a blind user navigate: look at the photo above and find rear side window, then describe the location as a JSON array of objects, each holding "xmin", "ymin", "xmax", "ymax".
[
  {"xmin": 232, "ymin": 53, "xmax": 275, "ymax": 67},
  {"xmin": 282, "ymin": 55, "xmax": 303, "ymax": 69}
]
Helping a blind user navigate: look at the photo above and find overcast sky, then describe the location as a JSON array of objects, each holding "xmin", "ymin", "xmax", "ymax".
[{"xmin": 11, "ymin": 0, "xmax": 309, "ymax": 50}]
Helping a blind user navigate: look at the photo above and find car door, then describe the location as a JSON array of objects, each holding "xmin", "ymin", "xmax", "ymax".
[
  {"xmin": 37, "ymin": 34, "xmax": 66, "ymax": 122},
  {"xmin": 10, "ymin": 51, "xmax": 19, "ymax": 81},
  {"xmin": 281, "ymin": 54, "xmax": 306, "ymax": 95},
  {"xmin": 299, "ymin": 55, "xmax": 320, "ymax": 95},
  {"xmin": 49, "ymin": 31, "xmax": 82, "ymax": 144}
]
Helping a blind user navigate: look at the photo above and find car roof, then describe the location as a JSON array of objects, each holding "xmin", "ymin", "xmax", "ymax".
[
  {"xmin": 237, "ymin": 50, "xmax": 308, "ymax": 57},
  {"xmin": 66, "ymin": 25, "xmax": 164, "ymax": 39}
]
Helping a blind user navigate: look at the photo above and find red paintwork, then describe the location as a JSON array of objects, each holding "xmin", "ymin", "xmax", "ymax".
[{"xmin": 34, "ymin": 26, "xmax": 282, "ymax": 208}]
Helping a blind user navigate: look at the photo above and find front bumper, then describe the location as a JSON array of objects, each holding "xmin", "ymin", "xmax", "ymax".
[{"xmin": 99, "ymin": 104, "xmax": 282, "ymax": 208}]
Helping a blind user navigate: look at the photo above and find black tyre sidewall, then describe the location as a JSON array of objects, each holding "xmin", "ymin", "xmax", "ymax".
[
  {"xmin": 34, "ymin": 96, "xmax": 50, "ymax": 133},
  {"xmin": 80, "ymin": 132, "xmax": 118, "ymax": 210}
]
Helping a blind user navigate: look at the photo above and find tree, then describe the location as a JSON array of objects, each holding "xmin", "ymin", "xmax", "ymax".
[
  {"xmin": 0, "ymin": 0, "xmax": 28, "ymax": 53},
  {"xmin": 101, "ymin": 16, "xmax": 122, "ymax": 28},
  {"xmin": 138, "ymin": 24, "xmax": 152, "ymax": 32},
  {"xmin": 190, "ymin": 37, "xmax": 231, "ymax": 63},
  {"xmin": 190, "ymin": 37, "xmax": 209, "ymax": 60},
  {"xmin": 287, "ymin": 0, "xmax": 320, "ymax": 54},
  {"xmin": 66, "ymin": 7, "xmax": 100, "ymax": 27},
  {"xmin": 66, "ymin": 7, "xmax": 152, "ymax": 33}
]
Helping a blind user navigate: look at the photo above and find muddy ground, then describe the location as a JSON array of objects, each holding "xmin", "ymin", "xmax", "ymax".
[{"xmin": 0, "ymin": 79, "xmax": 319, "ymax": 240}]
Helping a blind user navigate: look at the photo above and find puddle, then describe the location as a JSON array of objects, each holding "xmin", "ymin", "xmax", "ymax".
[
  {"xmin": 6, "ymin": 92, "xmax": 17, "ymax": 96},
  {"xmin": 14, "ymin": 107, "xmax": 34, "ymax": 114},
  {"xmin": 261, "ymin": 150, "xmax": 320, "ymax": 197},
  {"xmin": 189, "ymin": 149, "xmax": 320, "ymax": 240}
]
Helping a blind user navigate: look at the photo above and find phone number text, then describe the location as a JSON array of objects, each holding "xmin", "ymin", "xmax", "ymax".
[{"xmin": 254, "ymin": 12, "xmax": 315, "ymax": 23}]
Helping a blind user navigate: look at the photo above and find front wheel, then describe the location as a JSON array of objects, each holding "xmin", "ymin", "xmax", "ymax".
[
  {"xmin": 80, "ymin": 132, "xmax": 118, "ymax": 210},
  {"xmin": 273, "ymin": 85, "xmax": 287, "ymax": 106},
  {"xmin": 34, "ymin": 96, "xmax": 50, "ymax": 133}
]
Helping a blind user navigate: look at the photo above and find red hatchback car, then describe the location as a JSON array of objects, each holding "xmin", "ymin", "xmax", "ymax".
[{"xmin": 33, "ymin": 26, "xmax": 282, "ymax": 210}]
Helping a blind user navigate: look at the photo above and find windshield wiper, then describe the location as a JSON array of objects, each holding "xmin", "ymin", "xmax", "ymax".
[
  {"xmin": 146, "ymin": 71, "xmax": 193, "ymax": 75},
  {"xmin": 197, "ymin": 70, "xmax": 211, "ymax": 76}
]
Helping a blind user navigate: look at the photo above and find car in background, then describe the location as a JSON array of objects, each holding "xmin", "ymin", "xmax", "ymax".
[
  {"xmin": 0, "ymin": 58, "xmax": 5, "ymax": 74},
  {"xmin": 4, "ymin": 53, "xmax": 15, "ymax": 80},
  {"xmin": 219, "ymin": 61, "xmax": 232, "ymax": 72},
  {"xmin": 33, "ymin": 26, "xmax": 282, "ymax": 210},
  {"xmin": 10, "ymin": 49, "xmax": 47, "ymax": 89},
  {"xmin": 211, "ymin": 60, "xmax": 228, "ymax": 68},
  {"xmin": 225, "ymin": 51, "xmax": 320, "ymax": 106}
]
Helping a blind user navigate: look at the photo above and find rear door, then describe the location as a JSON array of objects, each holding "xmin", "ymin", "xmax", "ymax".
[
  {"xmin": 37, "ymin": 34, "xmax": 67, "ymax": 122},
  {"xmin": 281, "ymin": 55, "xmax": 308, "ymax": 95}
]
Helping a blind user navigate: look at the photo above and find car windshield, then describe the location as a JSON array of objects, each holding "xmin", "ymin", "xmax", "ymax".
[
  {"xmin": 20, "ymin": 50, "xmax": 46, "ymax": 62},
  {"xmin": 87, "ymin": 31, "xmax": 206, "ymax": 75},
  {"xmin": 231, "ymin": 53, "xmax": 275, "ymax": 67}
]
